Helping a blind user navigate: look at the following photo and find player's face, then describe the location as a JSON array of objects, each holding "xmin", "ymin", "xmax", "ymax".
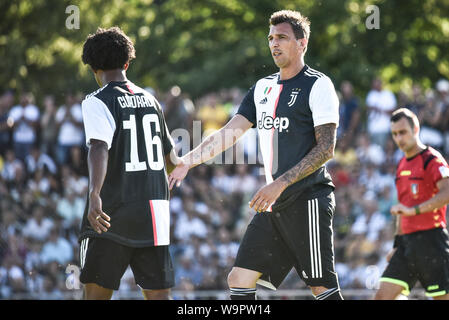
[
  {"xmin": 268, "ymin": 23, "xmax": 304, "ymax": 69},
  {"xmin": 391, "ymin": 118, "xmax": 418, "ymax": 153}
]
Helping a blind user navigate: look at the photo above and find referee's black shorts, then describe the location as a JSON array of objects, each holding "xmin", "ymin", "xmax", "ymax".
[
  {"xmin": 234, "ymin": 190, "xmax": 339, "ymax": 290},
  {"xmin": 380, "ymin": 227, "xmax": 449, "ymax": 298}
]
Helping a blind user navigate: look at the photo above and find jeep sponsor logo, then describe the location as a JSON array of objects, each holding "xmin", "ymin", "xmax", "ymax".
[{"xmin": 258, "ymin": 112, "xmax": 289, "ymax": 132}]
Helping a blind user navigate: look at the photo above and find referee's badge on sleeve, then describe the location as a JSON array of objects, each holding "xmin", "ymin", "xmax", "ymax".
[{"xmin": 439, "ymin": 166, "xmax": 449, "ymax": 178}]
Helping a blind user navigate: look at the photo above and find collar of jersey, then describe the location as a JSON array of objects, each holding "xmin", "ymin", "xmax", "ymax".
[
  {"xmin": 277, "ymin": 64, "xmax": 308, "ymax": 84},
  {"xmin": 405, "ymin": 146, "xmax": 428, "ymax": 161}
]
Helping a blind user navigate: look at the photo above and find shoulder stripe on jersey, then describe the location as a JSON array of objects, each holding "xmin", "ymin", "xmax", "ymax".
[
  {"xmin": 84, "ymin": 84, "xmax": 109, "ymax": 100},
  {"xmin": 423, "ymin": 154, "xmax": 437, "ymax": 170},
  {"xmin": 304, "ymin": 71, "xmax": 321, "ymax": 79},
  {"xmin": 306, "ymin": 68, "xmax": 324, "ymax": 77},
  {"xmin": 264, "ymin": 73, "xmax": 279, "ymax": 80},
  {"xmin": 305, "ymin": 69, "xmax": 324, "ymax": 78}
]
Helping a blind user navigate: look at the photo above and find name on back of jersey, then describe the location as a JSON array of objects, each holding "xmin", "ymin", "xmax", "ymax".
[{"xmin": 117, "ymin": 95, "xmax": 155, "ymax": 109}]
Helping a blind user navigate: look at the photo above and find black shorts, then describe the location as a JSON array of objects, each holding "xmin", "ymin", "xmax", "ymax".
[
  {"xmin": 79, "ymin": 237, "xmax": 174, "ymax": 291},
  {"xmin": 380, "ymin": 228, "xmax": 449, "ymax": 298},
  {"xmin": 234, "ymin": 192, "xmax": 339, "ymax": 289}
]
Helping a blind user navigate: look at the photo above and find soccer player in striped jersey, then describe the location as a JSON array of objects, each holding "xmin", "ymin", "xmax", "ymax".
[
  {"xmin": 375, "ymin": 108, "xmax": 449, "ymax": 300},
  {"xmin": 78, "ymin": 27, "xmax": 179, "ymax": 300},
  {"xmin": 169, "ymin": 10, "xmax": 342, "ymax": 300}
]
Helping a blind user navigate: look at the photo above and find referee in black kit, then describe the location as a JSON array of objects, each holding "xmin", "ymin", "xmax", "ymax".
[{"xmin": 169, "ymin": 10, "xmax": 342, "ymax": 300}]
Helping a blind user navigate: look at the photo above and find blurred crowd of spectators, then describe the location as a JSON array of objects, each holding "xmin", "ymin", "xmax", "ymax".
[{"xmin": 0, "ymin": 76, "xmax": 448, "ymax": 299}]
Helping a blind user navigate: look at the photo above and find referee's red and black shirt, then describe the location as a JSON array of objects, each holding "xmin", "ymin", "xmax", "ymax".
[{"xmin": 396, "ymin": 147, "xmax": 449, "ymax": 234}]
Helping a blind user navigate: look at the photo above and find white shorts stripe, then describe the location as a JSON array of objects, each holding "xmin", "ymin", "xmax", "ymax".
[
  {"xmin": 308, "ymin": 199, "xmax": 322, "ymax": 279},
  {"xmin": 308, "ymin": 200, "xmax": 315, "ymax": 278},
  {"xmin": 80, "ymin": 238, "xmax": 89, "ymax": 269},
  {"xmin": 315, "ymin": 199, "xmax": 322, "ymax": 278},
  {"xmin": 312, "ymin": 199, "xmax": 319, "ymax": 278}
]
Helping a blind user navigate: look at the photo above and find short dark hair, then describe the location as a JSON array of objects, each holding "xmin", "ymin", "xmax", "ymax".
[
  {"xmin": 391, "ymin": 107, "xmax": 420, "ymax": 130},
  {"xmin": 82, "ymin": 26, "xmax": 136, "ymax": 71},
  {"xmin": 269, "ymin": 10, "xmax": 311, "ymax": 40}
]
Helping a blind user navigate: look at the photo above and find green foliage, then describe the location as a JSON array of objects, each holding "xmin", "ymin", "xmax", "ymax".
[{"xmin": 1, "ymin": 0, "xmax": 448, "ymax": 102}]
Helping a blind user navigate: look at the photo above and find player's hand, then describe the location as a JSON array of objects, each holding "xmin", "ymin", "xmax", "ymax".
[
  {"xmin": 249, "ymin": 180, "xmax": 287, "ymax": 213},
  {"xmin": 88, "ymin": 193, "xmax": 111, "ymax": 234},
  {"xmin": 168, "ymin": 157, "xmax": 190, "ymax": 190},
  {"xmin": 390, "ymin": 203, "xmax": 415, "ymax": 216}
]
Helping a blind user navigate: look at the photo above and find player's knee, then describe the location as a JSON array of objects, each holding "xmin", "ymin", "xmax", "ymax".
[
  {"xmin": 227, "ymin": 268, "xmax": 258, "ymax": 288},
  {"xmin": 227, "ymin": 269, "xmax": 249, "ymax": 288},
  {"xmin": 227, "ymin": 269, "xmax": 240, "ymax": 288}
]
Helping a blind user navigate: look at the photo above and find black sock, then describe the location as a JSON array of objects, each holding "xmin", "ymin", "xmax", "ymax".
[
  {"xmin": 230, "ymin": 288, "xmax": 256, "ymax": 300},
  {"xmin": 315, "ymin": 288, "xmax": 344, "ymax": 300}
]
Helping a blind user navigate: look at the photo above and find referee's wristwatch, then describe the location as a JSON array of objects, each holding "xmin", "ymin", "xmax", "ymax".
[{"xmin": 414, "ymin": 205, "xmax": 421, "ymax": 215}]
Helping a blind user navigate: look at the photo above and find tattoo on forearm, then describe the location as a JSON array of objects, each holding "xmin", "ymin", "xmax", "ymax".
[
  {"xmin": 279, "ymin": 123, "xmax": 336, "ymax": 187},
  {"xmin": 190, "ymin": 132, "xmax": 223, "ymax": 165}
]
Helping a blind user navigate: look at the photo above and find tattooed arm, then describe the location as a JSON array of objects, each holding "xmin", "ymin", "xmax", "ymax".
[
  {"xmin": 278, "ymin": 123, "xmax": 337, "ymax": 187},
  {"xmin": 249, "ymin": 123, "xmax": 337, "ymax": 212},
  {"xmin": 168, "ymin": 114, "xmax": 253, "ymax": 189}
]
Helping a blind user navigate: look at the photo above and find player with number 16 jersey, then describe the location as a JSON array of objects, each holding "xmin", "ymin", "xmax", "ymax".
[
  {"xmin": 79, "ymin": 81, "xmax": 174, "ymax": 247},
  {"xmin": 78, "ymin": 27, "xmax": 177, "ymax": 298}
]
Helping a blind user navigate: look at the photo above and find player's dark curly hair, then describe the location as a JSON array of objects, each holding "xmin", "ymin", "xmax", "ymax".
[
  {"xmin": 82, "ymin": 26, "xmax": 136, "ymax": 71},
  {"xmin": 269, "ymin": 10, "xmax": 311, "ymax": 40}
]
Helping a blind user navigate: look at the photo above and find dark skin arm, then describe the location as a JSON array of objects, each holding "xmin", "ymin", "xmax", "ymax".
[
  {"xmin": 87, "ymin": 139, "xmax": 111, "ymax": 234},
  {"xmin": 250, "ymin": 123, "xmax": 337, "ymax": 212}
]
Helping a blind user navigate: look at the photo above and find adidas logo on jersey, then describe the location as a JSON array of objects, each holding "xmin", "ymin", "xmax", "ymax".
[
  {"xmin": 259, "ymin": 97, "xmax": 268, "ymax": 104},
  {"xmin": 258, "ymin": 112, "xmax": 289, "ymax": 132}
]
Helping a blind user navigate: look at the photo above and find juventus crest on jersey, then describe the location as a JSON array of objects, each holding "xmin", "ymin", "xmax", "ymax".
[
  {"xmin": 79, "ymin": 81, "xmax": 174, "ymax": 247},
  {"xmin": 237, "ymin": 65, "xmax": 340, "ymax": 205}
]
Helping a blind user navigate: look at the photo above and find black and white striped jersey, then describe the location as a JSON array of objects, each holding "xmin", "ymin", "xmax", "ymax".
[
  {"xmin": 237, "ymin": 65, "xmax": 339, "ymax": 207},
  {"xmin": 79, "ymin": 80, "xmax": 174, "ymax": 247}
]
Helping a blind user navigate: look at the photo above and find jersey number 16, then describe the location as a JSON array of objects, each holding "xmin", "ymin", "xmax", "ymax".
[{"xmin": 123, "ymin": 114, "xmax": 164, "ymax": 172}]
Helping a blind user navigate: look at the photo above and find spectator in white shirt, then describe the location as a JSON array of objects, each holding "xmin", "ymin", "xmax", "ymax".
[
  {"xmin": 351, "ymin": 192, "xmax": 388, "ymax": 243},
  {"xmin": 8, "ymin": 92, "xmax": 40, "ymax": 161},
  {"xmin": 40, "ymin": 227, "xmax": 73, "ymax": 266},
  {"xmin": 22, "ymin": 205, "xmax": 54, "ymax": 242},
  {"xmin": 365, "ymin": 78, "xmax": 397, "ymax": 147},
  {"xmin": 25, "ymin": 146, "xmax": 57, "ymax": 175},
  {"xmin": 1, "ymin": 149, "xmax": 24, "ymax": 183},
  {"xmin": 174, "ymin": 201, "xmax": 208, "ymax": 241},
  {"xmin": 39, "ymin": 95, "xmax": 59, "ymax": 157},
  {"xmin": 56, "ymin": 189, "xmax": 85, "ymax": 227},
  {"xmin": 55, "ymin": 93, "xmax": 84, "ymax": 165}
]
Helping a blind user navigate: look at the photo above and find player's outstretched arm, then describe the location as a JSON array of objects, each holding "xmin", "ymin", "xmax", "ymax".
[
  {"xmin": 87, "ymin": 139, "xmax": 111, "ymax": 234},
  {"xmin": 168, "ymin": 114, "xmax": 253, "ymax": 189},
  {"xmin": 250, "ymin": 123, "xmax": 336, "ymax": 212}
]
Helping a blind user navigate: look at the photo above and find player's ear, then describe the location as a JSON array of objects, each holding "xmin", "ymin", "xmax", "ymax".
[
  {"xmin": 412, "ymin": 122, "xmax": 419, "ymax": 135},
  {"xmin": 123, "ymin": 62, "xmax": 129, "ymax": 71},
  {"xmin": 299, "ymin": 38, "xmax": 308, "ymax": 53}
]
